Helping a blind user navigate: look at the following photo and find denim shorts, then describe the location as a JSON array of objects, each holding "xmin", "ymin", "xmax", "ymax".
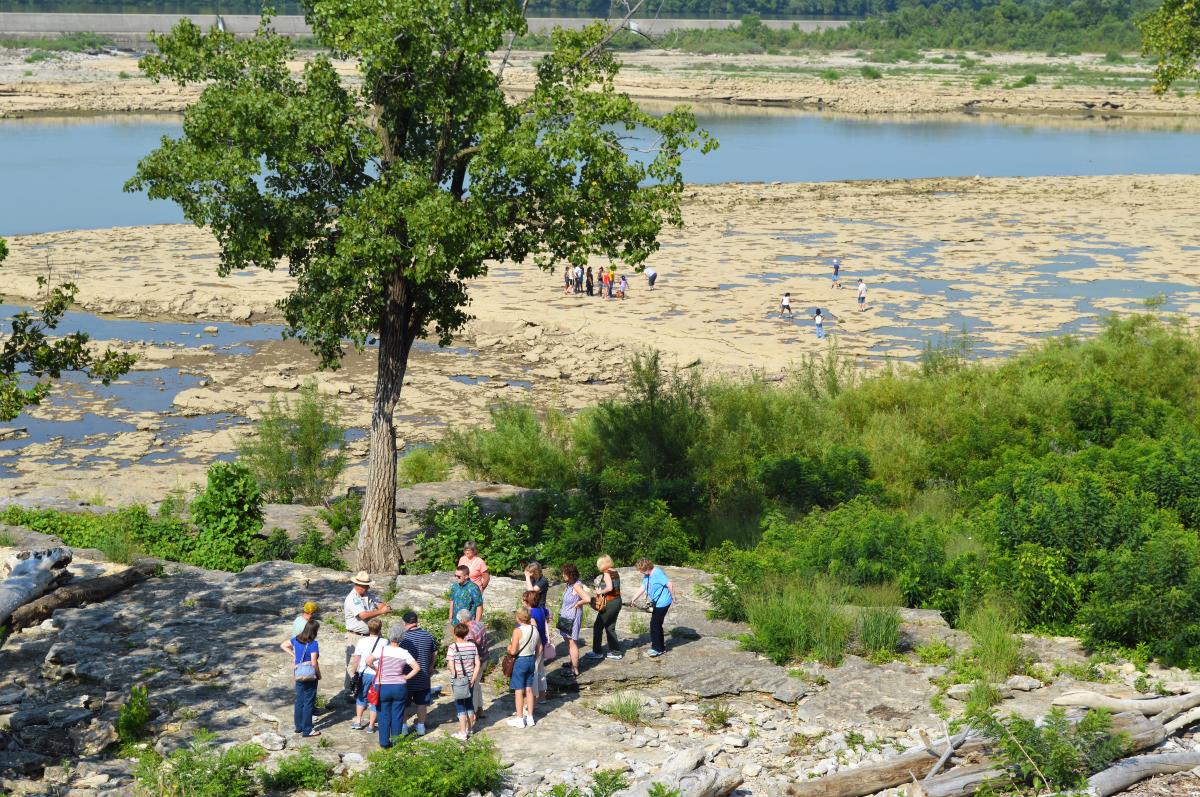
[
  {"xmin": 509, "ymin": 655, "xmax": 537, "ymax": 690},
  {"xmin": 455, "ymin": 696, "xmax": 475, "ymax": 717},
  {"xmin": 356, "ymin": 672, "xmax": 376, "ymax": 710}
]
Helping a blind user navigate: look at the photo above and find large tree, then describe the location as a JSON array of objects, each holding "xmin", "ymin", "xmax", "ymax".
[
  {"xmin": 1142, "ymin": 0, "xmax": 1200, "ymax": 91},
  {"xmin": 0, "ymin": 237, "xmax": 137, "ymax": 421},
  {"xmin": 127, "ymin": 2, "xmax": 713, "ymax": 571}
]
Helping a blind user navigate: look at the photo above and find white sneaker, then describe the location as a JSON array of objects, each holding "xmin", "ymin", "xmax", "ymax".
[
  {"xmin": 506, "ymin": 717, "xmax": 527, "ymax": 728},
  {"xmin": 525, "ymin": 716, "xmax": 536, "ymax": 727},
  {"xmin": 452, "ymin": 731, "xmax": 468, "ymax": 740},
  {"xmin": 415, "ymin": 723, "xmax": 426, "ymax": 737}
]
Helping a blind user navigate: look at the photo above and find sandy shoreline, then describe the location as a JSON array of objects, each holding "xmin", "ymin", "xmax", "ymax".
[
  {"xmin": 3, "ymin": 174, "xmax": 1200, "ymax": 501},
  {"xmin": 3, "ymin": 48, "xmax": 1200, "ymax": 119}
]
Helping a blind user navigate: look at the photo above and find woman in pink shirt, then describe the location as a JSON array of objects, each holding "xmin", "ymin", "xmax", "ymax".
[{"xmin": 458, "ymin": 540, "xmax": 490, "ymax": 592}]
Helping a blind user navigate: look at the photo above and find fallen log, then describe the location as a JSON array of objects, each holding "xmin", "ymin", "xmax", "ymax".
[
  {"xmin": 9, "ymin": 564, "xmax": 154, "ymax": 631},
  {"xmin": 1052, "ymin": 689, "xmax": 1200, "ymax": 722},
  {"xmin": 1164, "ymin": 706, "xmax": 1200, "ymax": 735},
  {"xmin": 1086, "ymin": 751, "xmax": 1200, "ymax": 797},
  {"xmin": 921, "ymin": 762, "xmax": 1010, "ymax": 797},
  {"xmin": 786, "ymin": 731, "xmax": 986, "ymax": 797},
  {"xmin": 0, "ymin": 548, "xmax": 71, "ymax": 630}
]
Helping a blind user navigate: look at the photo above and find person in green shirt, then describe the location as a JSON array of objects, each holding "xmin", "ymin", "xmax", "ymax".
[{"xmin": 449, "ymin": 565, "xmax": 484, "ymax": 624}]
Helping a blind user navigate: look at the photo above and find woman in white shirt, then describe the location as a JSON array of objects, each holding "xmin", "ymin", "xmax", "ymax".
[
  {"xmin": 366, "ymin": 625, "xmax": 421, "ymax": 748},
  {"xmin": 348, "ymin": 618, "xmax": 384, "ymax": 731}
]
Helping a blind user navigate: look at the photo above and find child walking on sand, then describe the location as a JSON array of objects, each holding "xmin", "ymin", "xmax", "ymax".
[
  {"xmin": 780, "ymin": 292, "xmax": 792, "ymax": 316},
  {"xmin": 857, "ymin": 279, "xmax": 867, "ymax": 311}
]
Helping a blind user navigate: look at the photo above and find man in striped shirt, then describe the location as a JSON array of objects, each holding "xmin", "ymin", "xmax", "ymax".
[{"xmin": 399, "ymin": 610, "xmax": 437, "ymax": 736}]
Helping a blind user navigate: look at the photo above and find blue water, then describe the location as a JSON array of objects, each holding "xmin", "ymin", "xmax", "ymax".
[{"xmin": 3, "ymin": 112, "xmax": 1198, "ymax": 235}]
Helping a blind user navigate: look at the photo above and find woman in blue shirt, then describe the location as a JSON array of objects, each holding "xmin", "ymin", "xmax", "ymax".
[
  {"xmin": 630, "ymin": 559, "xmax": 675, "ymax": 658},
  {"xmin": 279, "ymin": 619, "xmax": 322, "ymax": 737}
]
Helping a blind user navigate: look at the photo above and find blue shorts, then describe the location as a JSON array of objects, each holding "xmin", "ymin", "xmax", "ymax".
[
  {"xmin": 510, "ymin": 656, "xmax": 537, "ymax": 690},
  {"xmin": 356, "ymin": 672, "xmax": 376, "ymax": 711},
  {"xmin": 406, "ymin": 688, "xmax": 432, "ymax": 707},
  {"xmin": 455, "ymin": 696, "xmax": 475, "ymax": 717},
  {"xmin": 858, "ymin": 295, "xmax": 865, "ymax": 304}
]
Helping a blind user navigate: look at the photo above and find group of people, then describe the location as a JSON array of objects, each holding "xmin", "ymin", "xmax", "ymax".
[
  {"xmin": 281, "ymin": 543, "xmax": 677, "ymax": 747},
  {"xmin": 779, "ymin": 259, "xmax": 869, "ymax": 339},
  {"xmin": 562, "ymin": 264, "xmax": 658, "ymax": 298}
]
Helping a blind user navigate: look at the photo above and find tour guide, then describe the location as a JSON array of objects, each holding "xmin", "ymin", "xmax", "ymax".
[{"xmin": 344, "ymin": 571, "xmax": 391, "ymax": 689}]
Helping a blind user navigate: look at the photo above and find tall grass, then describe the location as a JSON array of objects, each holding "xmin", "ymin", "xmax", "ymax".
[
  {"xmin": 743, "ymin": 576, "xmax": 853, "ymax": 666},
  {"xmin": 858, "ymin": 606, "xmax": 902, "ymax": 659},
  {"xmin": 597, "ymin": 693, "xmax": 645, "ymax": 726},
  {"xmin": 962, "ymin": 596, "xmax": 1022, "ymax": 682},
  {"xmin": 397, "ymin": 447, "xmax": 451, "ymax": 486}
]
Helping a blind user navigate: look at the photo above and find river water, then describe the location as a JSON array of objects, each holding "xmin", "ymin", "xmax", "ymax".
[{"xmin": 3, "ymin": 110, "xmax": 1199, "ymax": 235}]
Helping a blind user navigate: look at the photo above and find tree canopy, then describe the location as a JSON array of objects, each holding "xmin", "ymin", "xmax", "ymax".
[
  {"xmin": 0, "ymin": 238, "xmax": 137, "ymax": 422},
  {"xmin": 127, "ymin": 0, "xmax": 713, "ymax": 570},
  {"xmin": 1142, "ymin": 0, "xmax": 1200, "ymax": 91}
]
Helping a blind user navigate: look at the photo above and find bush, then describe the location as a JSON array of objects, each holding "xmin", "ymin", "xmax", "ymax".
[
  {"xmin": 398, "ymin": 447, "xmax": 451, "ymax": 486},
  {"xmin": 977, "ymin": 708, "xmax": 1129, "ymax": 792},
  {"xmin": 191, "ymin": 462, "xmax": 264, "ymax": 571},
  {"xmin": 820, "ymin": 68, "xmax": 840, "ymax": 81},
  {"xmin": 1006, "ymin": 73, "xmax": 1038, "ymax": 88},
  {"xmin": 743, "ymin": 577, "xmax": 853, "ymax": 665},
  {"xmin": 137, "ymin": 736, "xmax": 266, "ymax": 797},
  {"xmin": 238, "ymin": 379, "xmax": 347, "ymax": 504},
  {"xmin": 116, "ymin": 685, "xmax": 151, "ymax": 745},
  {"xmin": 697, "ymin": 574, "xmax": 746, "ymax": 622},
  {"xmin": 260, "ymin": 748, "xmax": 332, "ymax": 791},
  {"xmin": 755, "ymin": 446, "xmax": 872, "ymax": 510},
  {"xmin": 442, "ymin": 403, "xmax": 577, "ymax": 490},
  {"xmin": 352, "ymin": 736, "xmax": 503, "ymax": 797},
  {"xmin": 860, "ymin": 65, "xmax": 883, "ymax": 79},
  {"xmin": 412, "ymin": 499, "xmax": 534, "ymax": 576},
  {"xmin": 975, "ymin": 73, "xmax": 997, "ymax": 86},
  {"xmin": 291, "ymin": 516, "xmax": 353, "ymax": 570}
]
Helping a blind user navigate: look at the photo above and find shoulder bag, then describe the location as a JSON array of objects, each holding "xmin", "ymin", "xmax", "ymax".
[
  {"xmin": 294, "ymin": 642, "xmax": 318, "ymax": 682},
  {"xmin": 502, "ymin": 626, "xmax": 534, "ymax": 678},
  {"xmin": 450, "ymin": 643, "xmax": 473, "ymax": 701}
]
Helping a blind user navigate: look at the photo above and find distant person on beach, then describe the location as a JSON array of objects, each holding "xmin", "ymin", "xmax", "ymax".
[
  {"xmin": 814, "ymin": 308, "xmax": 825, "ymax": 339},
  {"xmin": 618, "ymin": 275, "xmax": 629, "ymax": 299},
  {"xmin": 585, "ymin": 267, "xmax": 594, "ymax": 296},
  {"xmin": 574, "ymin": 264, "xmax": 584, "ymax": 294},
  {"xmin": 646, "ymin": 266, "xmax": 658, "ymax": 289},
  {"xmin": 563, "ymin": 265, "xmax": 572, "ymax": 295},
  {"xmin": 831, "ymin": 258, "xmax": 842, "ymax": 288},
  {"xmin": 607, "ymin": 269, "xmax": 616, "ymax": 299},
  {"xmin": 857, "ymin": 279, "xmax": 867, "ymax": 311},
  {"xmin": 780, "ymin": 293, "xmax": 792, "ymax": 316}
]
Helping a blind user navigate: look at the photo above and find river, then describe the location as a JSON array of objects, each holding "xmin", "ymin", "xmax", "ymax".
[{"xmin": 3, "ymin": 109, "xmax": 1198, "ymax": 235}]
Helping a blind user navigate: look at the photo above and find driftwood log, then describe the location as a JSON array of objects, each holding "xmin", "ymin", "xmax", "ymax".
[
  {"xmin": 1086, "ymin": 751, "xmax": 1200, "ymax": 797},
  {"xmin": 1053, "ymin": 689, "xmax": 1200, "ymax": 718},
  {"xmin": 9, "ymin": 564, "xmax": 154, "ymax": 631},
  {"xmin": 920, "ymin": 762, "xmax": 1009, "ymax": 797},
  {"xmin": 618, "ymin": 747, "xmax": 742, "ymax": 797},
  {"xmin": 786, "ymin": 731, "xmax": 987, "ymax": 797},
  {"xmin": 0, "ymin": 548, "xmax": 72, "ymax": 630}
]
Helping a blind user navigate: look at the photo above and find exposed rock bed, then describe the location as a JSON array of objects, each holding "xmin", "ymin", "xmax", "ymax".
[{"xmin": 4, "ymin": 520, "xmax": 1200, "ymax": 795}]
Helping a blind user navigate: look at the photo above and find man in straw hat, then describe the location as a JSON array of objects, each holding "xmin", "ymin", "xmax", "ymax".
[{"xmin": 343, "ymin": 571, "xmax": 391, "ymax": 691}]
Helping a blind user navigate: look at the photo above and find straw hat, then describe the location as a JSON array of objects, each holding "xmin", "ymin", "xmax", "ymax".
[{"xmin": 351, "ymin": 571, "xmax": 372, "ymax": 587}]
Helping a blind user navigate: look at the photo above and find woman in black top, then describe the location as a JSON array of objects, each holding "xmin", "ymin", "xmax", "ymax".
[
  {"xmin": 587, "ymin": 555, "xmax": 623, "ymax": 660},
  {"xmin": 524, "ymin": 562, "xmax": 550, "ymax": 611}
]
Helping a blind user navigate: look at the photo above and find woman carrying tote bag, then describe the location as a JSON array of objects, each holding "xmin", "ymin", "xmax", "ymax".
[
  {"xmin": 447, "ymin": 623, "xmax": 481, "ymax": 740},
  {"xmin": 279, "ymin": 619, "xmax": 322, "ymax": 737}
]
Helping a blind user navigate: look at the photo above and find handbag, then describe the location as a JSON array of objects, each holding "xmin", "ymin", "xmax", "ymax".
[
  {"xmin": 556, "ymin": 615, "xmax": 576, "ymax": 637},
  {"xmin": 450, "ymin": 644, "xmax": 473, "ymax": 701},
  {"xmin": 367, "ymin": 646, "xmax": 382, "ymax": 707},
  {"xmin": 352, "ymin": 637, "xmax": 381, "ymax": 698},
  {"xmin": 591, "ymin": 593, "xmax": 608, "ymax": 612},
  {"xmin": 501, "ymin": 653, "xmax": 516, "ymax": 678},
  {"xmin": 293, "ymin": 641, "xmax": 318, "ymax": 682}
]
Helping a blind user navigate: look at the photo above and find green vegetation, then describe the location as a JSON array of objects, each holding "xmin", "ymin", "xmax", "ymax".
[
  {"xmin": 398, "ymin": 447, "xmax": 452, "ymax": 486},
  {"xmin": 917, "ymin": 639, "xmax": 956, "ymax": 664},
  {"xmin": 116, "ymin": 685, "xmax": 151, "ymax": 746},
  {"xmin": 1140, "ymin": 0, "xmax": 1200, "ymax": 92},
  {"xmin": 127, "ymin": 1, "xmax": 711, "ymax": 574},
  {"xmin": 975, "ymin": 708, "xmax": 1129, "ymax": 794},
  {"xmin": 860, "ymin": 65, "xmax": 883, "ymax": 79},
  {"xmin": 597, "ymin": 692, "xmax": 646, "ymax": 725},
  {"xmin": 701, "ymin": 701, "xmax": 731, "ymax": 730},
  {"xmin": 1005, "ymin": 73, "xmax": 1039, "ymax": 88},
  {"xmin": 351, "ymin": 736, "xmax": 503, "ymax": 797},
  {"xmin": 962, "ymin": 598, "xmax": 1022, "ymax": 682},
  {"xmin": 189, "ymin": 461, "xmax": 264, "ymax": 571},
  {"xmin": 542, "ymin": 771, "xmax": 633, "ymax": 797},
  {"xmin": 411, "ymin": 499, "xmax": 533, "ymax": 577},
  {"xmin": 441, "ymin": 317, "xmax": 1200, "ymax": 668},
  {"xmin": 858, "ymin": 605, "xmax": 901, "ymax": 660},
  {"xmin": 819, "ymin": 68, "xmax": 840, "ymax": 81},
  {"xmin": 0, "ymin": 33, "xmax": 114, "ymax": 52},
  {"xmin": 259, "ymin": 749, "xmax": 333, "ymax": 792},
  {"xmin": 137, "ymin": 735, "xmax": 266, "ymax": 797},
  {"xmin": 238, "ymin": 379, "xmax": 347, "ymax": 505}
]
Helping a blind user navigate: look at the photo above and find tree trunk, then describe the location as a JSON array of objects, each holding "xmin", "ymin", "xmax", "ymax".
[
  {"xmin": 0, "ymin": 548, "xmax": 72, "ymax": 630},
  {"xmin": 10, "ymin": 564, "xmax": 153, "ymax": 631},
  {"xmin": 356, "ymin": 273, "xmax": 416, "ymax": 573}
]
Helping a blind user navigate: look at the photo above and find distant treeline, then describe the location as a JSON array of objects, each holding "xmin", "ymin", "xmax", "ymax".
[{"xmin": 0, "ymin": 0, "xmax": 1157, "ymax": 53}]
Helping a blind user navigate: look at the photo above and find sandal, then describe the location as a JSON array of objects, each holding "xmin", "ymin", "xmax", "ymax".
[{"xmin": 304, "ymin": 730, "xmax": 322, "ymax": 737}]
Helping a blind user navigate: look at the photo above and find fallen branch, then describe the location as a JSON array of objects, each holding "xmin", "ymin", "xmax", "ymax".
[
  {"xmin": 0, "ymin": 548, "xmax": 71, "ymax": 630},
  {"xmin": 1164, "ymin": 705, "xmax": 1200, "ymax": 735},
  {"xmin": 10, "ymin": 564, "xmax": 154, "ymax": 631},
  {"xmin": 787, "ymin": 730, "xmax": 985, "ymax": 797},
  {"xmin": 921, "ymin": 762, "xmax": 1009, "ymax": 797},
  {"xmin": 1086, "ymin": 751, "xmax": 1200, "ymax": 796},
  {"xmin": 1052, "ymin": 689, "xmax": 1200, "ymax": 722},
  {"xmin": 924, "ymin": 724, "xmax": 968, "ymax": 782}
]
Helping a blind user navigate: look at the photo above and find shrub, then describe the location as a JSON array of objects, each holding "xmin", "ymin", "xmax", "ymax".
[
  {"xmin": 597, "ymin": 692, "xmax": 645, "ymax": 725},
  {"xmin": 975, "ymin": 73, "xmax": 997, "ymax": 86},
  {"xmin": 238, "ymin": 379, "xmax": 346, "ymax": 505},
  {"xmin": 701, "ymin": 701, "xmax": 731, "ymax": 730},
  {"xmin": 977, "ymin": 708, "xmax": 1128, "ymax": 792},
  {"xmin": 116, "ymin": 685, "xmax": 151, "ymax": 745},
  {"xmin": 254, "ymin": 527, "xmax": 294, "ymax": 561},
  {"xmin": 398, "ymin": 447, "xmax": 451, "ymax": 486},
  {"xmin": 191, "ymin": 462, "xmax": 264, "ymax": 571},
  {"xmin": 860, "ymin": 65, "xmax": 883, "ymax": 79},
  {"xmin": 442, "ymin": 403, "xmax": 577, "ymax": 490},
  {"xmin": 260, "ymin": 748, "xmax": 332, "ymax": 791},
  {"xmin": 697, "ymin": 574, "xmax": 746, "ymax": 622},
  {"xmin": 754, "ymin": 446, "xmax": 871, "ymax": 510},
  {"xmin": 412, "ymin": 499, "xmax": 533, "ymax": 576},
  {"xmin": 319, "ymin": 492, "xmax": 361, "ymax": 537},
  {"xmin": 820, "ymin": 68, "xmax": 840, "ymax": 81},
  {"xmin": 916, "ymin": 639, "xmax": 956, "ymax": 664},
  {"xmin": 1103, "ymin": 50, "xmax": 1125, "ymax": 63},
  {"xmin": 1006, "ymin": 73, "xmax": 1038, "ymax": 88},
  {"xmin": 743, "ymin": 576, "xmax": 853, "ymax": 665},
  {"xmin": 352, "ymin": 736, "xmax": 503, "ymax": 797},
  {"xmin": 291, "ymin": 516, "xmax": 353, "ymax": 570},
  {"xmin": 962, "ymin": 596, "xmax": 1022, "ymax": 681},
  {"xmin": 992, "ymin": 542, "xmax": 1080, "ymax": 631},
  {"xmin": 137, "ymin": 736, "xmax": 266, "ymax": 797}
]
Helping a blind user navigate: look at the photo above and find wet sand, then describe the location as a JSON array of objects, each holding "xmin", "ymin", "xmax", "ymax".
[
  {"xmin": 3, "ymin": 174, "xmax": 1199, "ymax": 501},
  {"xmin": 2, "ymin": 48, "xmax": 1199, "ymax": 119}
]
